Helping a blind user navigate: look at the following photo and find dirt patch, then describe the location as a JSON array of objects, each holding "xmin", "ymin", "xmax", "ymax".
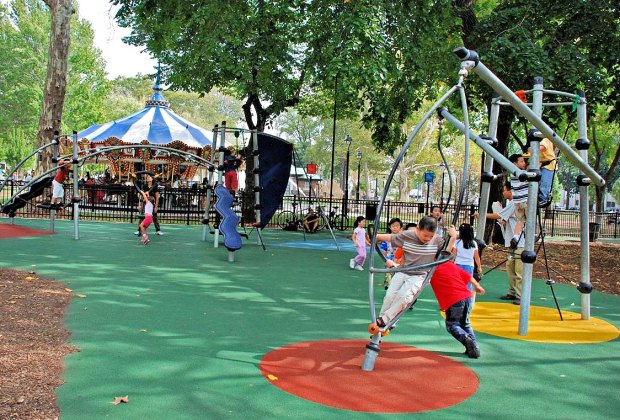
[
  {"xmin": 0, "ymin": 269, "xmax": 77, "ymax": 420},
  {"xmin": 0, "ymin": 240, "xmax": 618, "ymax": 418},
  {"xmin": 481, "ymin": 241, "xmax": 620, "ymax": 296}
]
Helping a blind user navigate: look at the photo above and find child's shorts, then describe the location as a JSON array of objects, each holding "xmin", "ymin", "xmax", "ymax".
[
  {"xmin": 52, "ymin": 180, "xmax": 64, "ymax": 199},
  {"xmin": 142, "ymin": 214, "xmax": 153, "ymax": 228},
  {"xmin": 225, "ymin": 171, "xmax": 238, "ymax": 191},
  {"xmin": 514, "ymin": 202, "xmax": 527, "ymax": 222}
]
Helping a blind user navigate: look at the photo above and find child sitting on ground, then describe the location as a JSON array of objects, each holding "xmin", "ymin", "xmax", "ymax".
[
  {"xmin": 374, "ymin": 216, "xmax": 457, "ymax": 327},
  {"xmin": 429, "ymin": 260, "xmax": 485, "ymax": 358}
]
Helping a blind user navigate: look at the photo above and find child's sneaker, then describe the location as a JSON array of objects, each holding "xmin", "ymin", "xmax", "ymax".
[
  {"xmin": 464, "ymin": 336, "xmax": 480, "ymax": 358},
  {"xmin": 509, "ymin": 236, "xmax": 519, "ymax": 249},
  {"xmin": 349, "ymin": 259, "xmax": 355, "ymax": 269},
  {"xmin": 354, "ymin": 264, "xmax": 364, "ymax": 271},
  {"xmin": 384, "ymin": 273, "xmax": 392, "ymax": 290},
  {"xmin": 141, "ymin": 234, "xmax": 149, "ymax": 245}
]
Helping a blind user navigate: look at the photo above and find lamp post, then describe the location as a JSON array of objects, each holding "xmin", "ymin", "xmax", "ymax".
[
  {"xmin": 356, "ymin": 150, "xmax": 362, "ymax": 200},
  {"xmin": 343, "ymin": 134, "xmax": 352, "ymax": 220}
]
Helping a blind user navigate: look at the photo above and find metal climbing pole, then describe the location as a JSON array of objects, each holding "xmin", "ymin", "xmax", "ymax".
[
  {"xmin": 475, "ymin": 93, "xmax": 501, "ymax": 241},
  {"xmin": 72, "ymin": 131, "xmax": 80, "ymax": 240},
  {"xmin": 202, "ymin": 125, "xmax": 220, "ymax": 242},
  {"xmin": 517, "ymin": 77, "xmax": 544, "ymax": 335},
  {"xmin": 576, "ymin": 91, "xmax": 592, "ymax": 320}
]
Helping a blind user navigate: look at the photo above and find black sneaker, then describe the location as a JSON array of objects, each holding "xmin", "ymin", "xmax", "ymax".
[
  {"xmin": 499, "ymin": 294, "xmax": 516, "ymax": 300},
  {"xmin": 538, "ymin": 199, "xmax": 551, "ymax": 208},
  {"xmin": 509, "ymin": 237, "xmax": 519, "ymax": 249},
  {"xmin": 513, "ymin": 298, "xmax": 521, "ymax": 305},
  {"xmin": 464, "ymin": 336, "xmax": 480, "ymax": 359}
]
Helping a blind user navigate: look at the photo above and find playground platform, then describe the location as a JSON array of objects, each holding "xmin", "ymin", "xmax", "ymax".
[{"xmin": 1, "ymin": 218, "xmax": 619, "ymax": 419}]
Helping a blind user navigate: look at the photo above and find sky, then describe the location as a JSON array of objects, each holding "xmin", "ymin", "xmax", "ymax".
[{"xmin": 76, "ymin": 0, "xmax": 157, "ymax": 80}]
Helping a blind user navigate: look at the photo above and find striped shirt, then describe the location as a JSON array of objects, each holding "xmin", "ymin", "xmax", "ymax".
[
  {"xmin": 510, "ymin": 176, "xmax": 528, "ymax": 204},
  {"xmin": 389, "ymin": 230, "xmax": 445, "ymax": 275}
]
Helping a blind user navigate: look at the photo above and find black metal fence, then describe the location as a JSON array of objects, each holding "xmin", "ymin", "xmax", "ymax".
[{"xmin": 2, "ymin": 182, "xmax": 620, "ymax": 239}]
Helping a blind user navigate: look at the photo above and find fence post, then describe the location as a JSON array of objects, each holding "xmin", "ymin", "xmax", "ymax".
[{"xmin": 186, "ymin": 189, "xmax": 191, "ymax": 225}]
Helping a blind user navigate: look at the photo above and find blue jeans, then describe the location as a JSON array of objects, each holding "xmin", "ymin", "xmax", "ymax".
[
  {"xmin": 445, "ymin": 298, "xmax": 476, "ymax": 346},
  {"xmin": 539, "ymin": 168, "xmax": 553, "ymax": 203},
  {"xmin": 456, "ymin": 263, "xmax": 475, "ymax": 310}
]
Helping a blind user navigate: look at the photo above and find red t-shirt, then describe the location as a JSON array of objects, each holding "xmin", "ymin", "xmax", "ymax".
[
  {"xmin": 54, "ymin": 166, "xmax": 69, "ymax": 183},
  {"xmin": 429, "ymin": 261, "xmax": 473, "ymax": 311}
]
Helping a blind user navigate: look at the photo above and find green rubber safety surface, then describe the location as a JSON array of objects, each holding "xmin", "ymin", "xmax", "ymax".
[{"xmin": 1, "ymin": 218, "xmax": 620, "ymax": 419}]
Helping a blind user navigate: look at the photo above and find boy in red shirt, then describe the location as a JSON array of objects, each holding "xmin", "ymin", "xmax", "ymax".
[
  {"xmin": 430, "ymin": 261, "xmax": 485, "ymax": 358},
  {"xmin": 52, "ymin": 160, "xmax": 70, "ymax": 209}
]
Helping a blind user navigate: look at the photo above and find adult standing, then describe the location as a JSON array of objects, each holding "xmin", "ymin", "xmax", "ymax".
[
  {"xmin": 485, "ymin": 183, "xmax": 524, "ymax": 305},
  {"xmin": 134, "ymin": 174, "xmax": 163, "ymax": 236}
]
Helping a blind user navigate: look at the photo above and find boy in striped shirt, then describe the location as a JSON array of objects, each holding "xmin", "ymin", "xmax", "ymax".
[
  {"xmin": 374, "ymin": 216, "xmax": 457, "ymax": 327},
  {"xmin": 508, "ymin": 153, "xmax": 528, "ymax": 249}
]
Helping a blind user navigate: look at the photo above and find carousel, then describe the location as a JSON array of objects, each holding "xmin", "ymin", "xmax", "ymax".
[{"xmin": 75, "ymin": 74, "xmax": 215, "ymax": 182}]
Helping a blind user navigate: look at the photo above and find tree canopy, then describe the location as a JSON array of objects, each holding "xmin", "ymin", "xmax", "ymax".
[
  {"xmin": 113, "ymin": 0, "xmax": 460, "ymax": 151},
  {"xmin": 0, "ymin": 0, "xmax": 108, "ymax": 169}
]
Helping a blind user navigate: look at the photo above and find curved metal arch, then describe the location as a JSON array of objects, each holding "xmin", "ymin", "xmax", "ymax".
[
  {"xmin": 0, "ymin": 141, "xmax": 57, "ymax": 194},
  {"xmin": 366, "ymin": 84, "xmax": 459, "ymax": 323},
  {"xmin": 367, "ymin": 73, "xmax": 473, "ymax": 324},
  {"xmin": 3, "ymin": 144, "xmax": 215, "ymax": 210}
]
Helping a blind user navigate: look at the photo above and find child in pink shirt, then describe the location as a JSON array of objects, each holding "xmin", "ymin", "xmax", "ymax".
[{"xmin": 349, "ymin": 216, "xmax": 370, "ymax": 271}]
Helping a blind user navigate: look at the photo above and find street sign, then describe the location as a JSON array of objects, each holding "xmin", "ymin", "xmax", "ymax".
[
  {"xmin": 424, "ymin": 171, "xmax": 435, "ymax": 183},
  {"xmin": 307, "ymin": 163, "xmax": 317, "ymax": 175}
]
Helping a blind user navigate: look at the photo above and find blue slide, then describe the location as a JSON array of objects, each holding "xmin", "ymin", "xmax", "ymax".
[{"xmin": 213, "ymin": 185, "xmax": 242, "ymax": 252}]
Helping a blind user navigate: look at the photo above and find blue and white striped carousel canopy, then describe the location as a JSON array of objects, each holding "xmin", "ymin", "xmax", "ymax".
[{"xmin": 78, "ymin": 91, "xmax": 212, "ymax": 149}]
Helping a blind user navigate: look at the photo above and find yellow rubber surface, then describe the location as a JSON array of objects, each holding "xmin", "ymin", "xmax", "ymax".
[{"xmin": 469, "ymin": 302, "xmax": 620, "ymax": 343}]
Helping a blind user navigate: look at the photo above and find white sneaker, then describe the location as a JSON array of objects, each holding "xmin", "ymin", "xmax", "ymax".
[
  {"xmin": 134, "ymin": 231, "xmax": 140, "ymax": 236},
  {"xmin": 349, "ymin": 259, "xmax": 355, "ymax": 269},
  {"xmin": 156, "ymin": 231, "xmax": 164, "ymax": 235},
  {"xmin": 354, "ymin": 264, "xmax": 364, "ymax": 271}
]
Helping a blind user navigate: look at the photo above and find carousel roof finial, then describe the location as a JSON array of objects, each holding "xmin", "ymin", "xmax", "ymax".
[
  {"xmin": 153, "ymin": 62, "xmax": 163, "ymax": 91},
  {"xmin": 146, "ymin": 62, "xmax": 170, "ymax": 108}
]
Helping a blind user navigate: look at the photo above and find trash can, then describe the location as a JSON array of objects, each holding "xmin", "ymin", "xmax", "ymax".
[
  {"xmin": 589, "ymin": 222, "xmax": 600, "ymax": 242},
  {"xmin": 365, "ymin": 204, "xmax": 377, "ymax": 220}
]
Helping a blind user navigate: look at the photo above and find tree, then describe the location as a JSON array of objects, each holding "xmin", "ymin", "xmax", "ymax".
[
  {"xmin": 113, "ymin": 0, "xmax": 463, "ymax": 222},
  {"xmin": 0, "ymin": 0, "xmax": 49, "ymax": 135},
  {"xmin": 113, "ymin": 1, "xmax": 459, "ymax": 139},
  {"xmin": 37, "ymin": 0, "xmax": 72, "ymax": 171},
  {"xmin": 0, "ymin": 0, "xmax": 109, "ymax": 173},
  {"xmin": 589, "ymin": 112, "xmax": 620, "ymax": 212},
  {"xmin": 458, "ymin": 0, "xmax": 620, "ymax": 239}
]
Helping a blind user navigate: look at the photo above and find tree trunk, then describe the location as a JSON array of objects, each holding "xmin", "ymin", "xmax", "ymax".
[
  {"xmin": 37, "ymin": 0, "xmax": 73, "ymax": 173},
  {"xmin": 452, "ymin": 0, "xmax": 477, "ymax": 49},
  {"xmin": 399, "ymin": 166, "xmax": 409, "ymax": 201},
  {"xmin": 595, "ymin": 187, "xmax": 604, "ymax": 213}
]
